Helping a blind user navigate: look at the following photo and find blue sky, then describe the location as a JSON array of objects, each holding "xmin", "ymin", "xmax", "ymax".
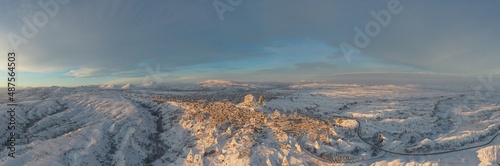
[{"xmin": 1, "ymin": 0, "xmax": 499, "ymax": 87}]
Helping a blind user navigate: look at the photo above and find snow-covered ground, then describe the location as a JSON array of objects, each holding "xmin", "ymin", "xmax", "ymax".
[{"xmin": 0, "ymin": 82, "xmax": 498, "ymax": 165}]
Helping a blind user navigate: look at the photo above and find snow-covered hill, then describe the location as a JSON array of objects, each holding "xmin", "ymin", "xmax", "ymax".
[
  {"xmin": 196, "ymin": 80, "xmax": 258, "ymax": 90},
  {"xmin": 0, "ymin": 83, "xmax": 498, "ymax": 165}
]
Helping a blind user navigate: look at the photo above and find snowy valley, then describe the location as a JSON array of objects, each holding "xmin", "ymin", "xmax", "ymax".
[{"xmin": 0, "ymin": 82, "xmax": 499, "ymax": 165}]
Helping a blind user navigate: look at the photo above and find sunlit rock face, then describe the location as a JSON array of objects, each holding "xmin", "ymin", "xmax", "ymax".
[{"xmin": 239, "ymin": 94, "xmax": 256, "ymax": 107}]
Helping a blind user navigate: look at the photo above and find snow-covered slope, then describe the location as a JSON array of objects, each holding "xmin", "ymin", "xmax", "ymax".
[
  {"xmin": 0, "ymin": 84, "xmax": 498, "ymax": 165},
  {"xmin": 196, "ymin": 80, "xmax": 258, "ymax": 90},
  {"xmin": 99, "ymin": 84, "xmax": 117, "ymax": 89},
  {"xmin": 197, "ymin": 80, "xmax": 240, "ymax": 87},
  {"xmin": 120, "ymin": 84, "xmax": 134, "ymax": 89}
]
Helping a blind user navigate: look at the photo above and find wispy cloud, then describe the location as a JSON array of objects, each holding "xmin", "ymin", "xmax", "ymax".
[{"xmin": 1, "ymin": 1, "xmax": 499, "ymax": 86}]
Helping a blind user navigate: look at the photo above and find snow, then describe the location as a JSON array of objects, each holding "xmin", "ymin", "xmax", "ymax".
[
  {"xmin": 99, "ymin": 84, "xmax": 117, "ymax": 89},
  {"xmin": 197, "ymin": 80, "xmax": 239, "ymax": 87},
  {"xmin": 477, "ymin": 144, "xmax": 500, "ymax": 166},
  {"xmin": 120, "ymin": 84, "xmax": 134, "ymax": 89},
  {"xmin": 0, "ymin": 83, "xmax": 498, "ymax": 165}
]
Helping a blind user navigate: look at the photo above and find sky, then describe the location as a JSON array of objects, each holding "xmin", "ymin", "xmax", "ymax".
[{"xmin": 1, "ymin": 0, "xmax": 499, "ymax": 87}]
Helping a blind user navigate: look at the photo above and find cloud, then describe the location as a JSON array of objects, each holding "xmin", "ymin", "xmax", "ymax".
[
  {"xmin": 67, "ymin": 68, "xmax": 111, "ymax": 78},
  {"xmin": 2, "ymin": 0, "xmax": 265, "ymax": 74},
  {"xmin": 2, "ymin": 0, "xmax": 373, "ymax": 75},
  {"xmin": 326, "ymin": 72, "xmax": 478, "ymax": 85},
  {"xmin": 1, "ymin": 0, "xmax": 499, "ymax": 81},
  {"xmin": 295, "ymin": 62, "xmax": 336, "ymax": 70},
  {"xmin": 354, "ymin": 1, "xmax": 500, "ymax": 74},
  {"xmin": 209, "ymin": 62, "xmax": 338, "ymax": 81}
]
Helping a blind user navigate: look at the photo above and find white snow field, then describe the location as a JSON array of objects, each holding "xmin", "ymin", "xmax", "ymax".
[{"xmin": 0, "ymin": 82, "xmax": 499, "ymax": 165}]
